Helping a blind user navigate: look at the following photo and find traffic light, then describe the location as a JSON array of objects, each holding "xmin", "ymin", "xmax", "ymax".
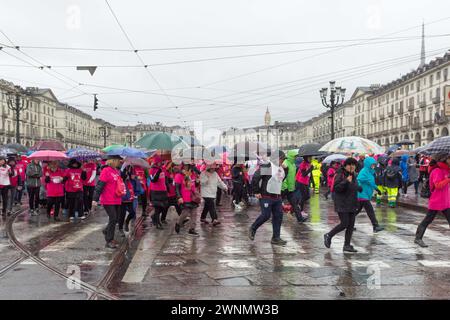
[{"xmin": 93, "ymin": 94, "xmax": 98, "ymax": 111}]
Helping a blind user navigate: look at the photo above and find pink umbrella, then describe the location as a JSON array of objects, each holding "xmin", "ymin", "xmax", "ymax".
[
  {"xmin": 28, "ymin": 150, "xmax": 68, "ymax": 161},
  {"xmin": 33, "ymin": 140, "xmax": 65, "ymax": 151}
]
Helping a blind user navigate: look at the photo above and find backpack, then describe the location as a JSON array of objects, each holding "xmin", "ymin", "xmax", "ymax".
[
  {"xmin": 115, "ymin": 177, "xmax": 126, "ymax": 197},
  {"xmin": 385, "ymin": 167, "xmax": 398, "ymax": 179},
  {"xmin": 420, "ymin": 178, "xmax": 431, "ymax": 198}
]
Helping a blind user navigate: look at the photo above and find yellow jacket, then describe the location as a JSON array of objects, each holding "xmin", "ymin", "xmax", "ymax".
[{"xmin": 311, "ymin": 159, "xmax": 322, "ymax": 178}]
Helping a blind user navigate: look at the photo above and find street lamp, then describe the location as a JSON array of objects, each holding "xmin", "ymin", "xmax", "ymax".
[
  {"xmin": 320, "ymin": 81, "xmax": 346, "ymax": 140},
  {"xmin": 6, "ymin": 86, "xmax": 29, "ymax": 144},
  {"xmin": 99, "ymin": 126, "xmax": 110, "ymax": 148}
]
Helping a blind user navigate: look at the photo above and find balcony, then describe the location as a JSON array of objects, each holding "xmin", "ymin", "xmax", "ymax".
[
  {"xmin": 388, "ymin": 110, "xmax": 394, "ymax": 117},
  {"xmin": 379, "ymin": 113, "xmax": 385, "ymax": 120},
  {"xmin": 432, "ymin": 97, "xmax": 441, "ymax": 105},
  {"xmin": 391, "ymin": 128, "xmax": 400, "ymax": 134},
  {"xmin": 436, "ymin": 111, "xmax": 449, "ymax": 125},
  {"xmin": 423, "ymin": 120, "xmax": 433, "ymax": 127},
  {"xmin": 400, "ymin": 125, "xmax": 409, "ymax": 132},
  {"xmin": 407, "ymin": 103, "xmax": 414, "ymax": 112},
  {"xmin": 411, "ymin": 121, "xmax": 420, "ymax": 130},
  {"xmin": 397, "ymin": 107, "xmax": 404, "ymax": 115},
  {"xmin": 419, "ymin": 101, "xmax": 426, "ymax": 108}
]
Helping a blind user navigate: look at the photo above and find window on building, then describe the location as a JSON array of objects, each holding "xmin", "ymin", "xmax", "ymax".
[
  {"xmin": 437, "ymin": 70, "xmax": 441, "ymax": 81},
  {"xmin": 444, "ymin": 68, "xmax": 448, "ymax": 81},
  {"xmin": 430, "ymin": 74, "xmax": 433, "ymax": 86},
  {"xmin": 417, "ymin": 81, "xmax": 420, "ymax": 91},
  {"xmin": 436, "ymin": 87, "xmax": 441, "ymax": 99}
]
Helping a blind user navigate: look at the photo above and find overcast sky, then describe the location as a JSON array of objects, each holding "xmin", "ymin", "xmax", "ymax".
[{"xmin": 1, "ymin": 0, "xmax": 449, "ymax": 131}]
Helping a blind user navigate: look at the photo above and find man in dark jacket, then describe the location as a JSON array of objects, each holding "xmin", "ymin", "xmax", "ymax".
[
  {"xmin": 383, "ymin": 158, "xmax": 402, "ymax": 208},
  {"xmin": 248, "ymin": 151, "xmax": 286, "ymax": 246},
  {"xmin": 231, "ymin": 163, "xmax": 245, "ymax": 209},
  {"xmin": 324, "ymin": 157, "xmax": 361, "ymax": 253}
]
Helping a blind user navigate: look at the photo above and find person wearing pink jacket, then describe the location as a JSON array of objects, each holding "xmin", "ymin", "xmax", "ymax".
[
  {"xmin": 44, "ymin": 161, "xmax": 66, "ymax": 221},
  {"xmin": 415, "ymin": 153, "xmax": 450, "ymax": 247}
]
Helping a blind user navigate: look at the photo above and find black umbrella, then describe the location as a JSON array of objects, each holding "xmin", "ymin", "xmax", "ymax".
[
  {"xmin": 297, "ymin": 143, "xmax": 325, "ymax": 157},
  {"xmin": 420, "ymin": 136, "xmax": 450, "ymax": 154},
  {"xmin": 4, "ymin": 143, "xmax": 28, "ymax": 153},
  {"xmin": 397, "ymin": 139, "xmax": 414, "ymax": 146},
  {"xmin": 232, "ymin": 141, "xmax": 271, "ymax": 161}
]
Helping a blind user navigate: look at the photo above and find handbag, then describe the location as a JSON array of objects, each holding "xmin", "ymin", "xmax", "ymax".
[{"xmin": 191, "ymin": 190, "xmax": 202, "ymax": 204}]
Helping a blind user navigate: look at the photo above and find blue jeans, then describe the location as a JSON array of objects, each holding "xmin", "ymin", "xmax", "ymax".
[{"xmin": 251, "ymin": 197, "xmax": 283, "ymax": 239}]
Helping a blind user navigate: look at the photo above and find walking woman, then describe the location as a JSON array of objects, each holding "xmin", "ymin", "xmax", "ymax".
[
  {"xmin": 324, "ymin": 157, "xmax": 360, "ymax": 253},
  {"xmin": 175, "ymin": 164, "xmax": 200, "ymax": 236},
  {"xmin": 355, "ymin": 157, "xmax": 384, "ymax": 232},
  {"xmin": 92, "ymin": 155, "xmax": 124, "ymax": 249},
  {"xmin": 7, "ymin": 158, "xmax": 21, "ymax": 216},
  {"xmin": 26, "ymin": 159, "xmax": 42, "ymax": 216},
  {"xmin": 0, "ymin": 156, "xmax": 13, "ymax": 216},
  {"xmin": 118, "ymin": 165, "xmax": 137, "ymax": 235},
  {"xmin": 231, "ymin": 162, "xmax": 245, "ymax": 210},
  {"xmin": 64, "ymin": 159, "xmax": 87, "ymax": 221},
  {"xmin": 248, "ymin": 151, "xmax": 286, "ymax": 245},
  {"xmin": 44, "ymin": 161, "xmax": 65, "ymax": 221},
  {"xmin": 161, "ymin": 161, "xmax": 182, "ymax": 224},
  {"xmin": 415, "ymin": 153, "xmax": 450, "ymax": 247},
  {"xmin": 200, "ymin": 163, "xmax": 228, "ymax": 226},
  {"xmin": 82, "ymin": 160, "xmax": 97, "ymax": 216},
  {"xmin": 133, "ymin": 165, "xmax": 149, "ymax": 216},
  {"xmin": 295, "ymin": 155, "xmax": 314, "ymax": 219},
  {"xmin": 149, "ymin": 155, "xmax": 169, "ymax": 229}
]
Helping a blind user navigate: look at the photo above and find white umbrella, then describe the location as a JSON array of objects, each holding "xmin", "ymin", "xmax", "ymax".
[
  {"xmin": 322, "ymin": 154, "xmax": 347, "ymax": 164},
  {"xmin": 319, "ymin": 136, "xmax": 384, "ymax": 155}
]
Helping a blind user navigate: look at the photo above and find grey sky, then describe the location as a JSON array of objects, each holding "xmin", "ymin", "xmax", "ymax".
[{"xmin": 1, "ymin": 0, "xmax": 449, "ymax": 131}]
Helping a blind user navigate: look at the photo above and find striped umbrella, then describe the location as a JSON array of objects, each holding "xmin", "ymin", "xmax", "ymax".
[{"xmin": 420, "ymin": 136, "xmax": 450, "ymax": 154}]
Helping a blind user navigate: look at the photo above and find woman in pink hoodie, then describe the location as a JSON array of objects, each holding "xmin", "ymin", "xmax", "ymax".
[
  {"xmin": 92, "ymin": 155, "xmax": 124, "ymax": 249},
  {"xmin": 44, "ymin": 161, "xmax": 66, "ymax": 221},
  {"xmin": 149, "ymin": 155, "xmax": 169, "ymax": 230},
  {"xmin": 415, "ymin": 153, "xmax": 450, "ymax": 247}
]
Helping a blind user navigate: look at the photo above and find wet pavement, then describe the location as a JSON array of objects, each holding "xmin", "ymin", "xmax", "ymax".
[
  {"xmin": 0, "ymin": 190, "xmax": 448, "ymax": 300},
  {"xmin": 0, "ymin": 205, "xmax": 126, "ymax": 300},
  {"xmin": 111, "ymin": 193, "xmax": 450, "ymax": 300}
]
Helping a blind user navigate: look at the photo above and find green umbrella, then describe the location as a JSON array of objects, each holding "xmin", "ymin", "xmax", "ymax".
[
  {"xmin": 135, "ymin": 132, "xmax": 185, "ymax": 151},
  {"xmin": 102, "ymin": 144, "xmax": 125, "ymax": 153}
]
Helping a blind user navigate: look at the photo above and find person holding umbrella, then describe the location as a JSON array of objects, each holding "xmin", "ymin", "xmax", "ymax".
[
  {"xmin": 82, "ymin": 159, "xmax": 97, "ymax": 217},
  {"xmin": 175, "ymin": 163, "xmax": 200, "ymax": 236},
  {"xmin": 44, "ymin": 161, "xmax": 66, "ymax": 221},
  {"xmin": 0, "ymin": 155, "xmax": 14, "ymax": 216},
  {"xmin": 26, "ymin": 159, "xmax": 42, "ymax": 216},
  {"xmin": 200, "ymin": 163, "xmax": 228, "ymax": 226},
  {"xmin": 324, "ymin": 157, "xmax": 361, "ymax": 252},
  {"xmin": 149, "ymin": 154, "xmax": 169, "ymax": 229},
  {"xmin": 64, "ymin": 159, "xmax": 87, "ymax": 221},
  {"xmin": 92, "ymin": 155, "xmax": 125, "ymax": 249},
  {"xmin": 414, "ymin": 153, "xmax": 450, "ymax": 248},
  {"xmin": 282, "ymin": 150, "xmax": 306, "ymax": 223},
  {"xmin": 7, "ymin": 157, "xmax": 21, "ymax": 216},
  {"xmin": 295, "ymin": 156, "xmax": 314, "ymax": 220}
]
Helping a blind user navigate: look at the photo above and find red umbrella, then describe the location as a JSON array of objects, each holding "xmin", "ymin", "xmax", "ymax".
[
  {"xmin": 28, "ymin": 150, "xmax": 68, "ymax": 161},
  {"xmin": 33, "ymin": 140, "xmax": 65, "ymax": 151}
]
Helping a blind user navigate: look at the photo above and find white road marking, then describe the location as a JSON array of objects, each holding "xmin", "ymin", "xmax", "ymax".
[
  {"xmin": 418, "ymin": 260, "xmax": 450, "ymax": 267},
  {"xmin": 350, "ymin": 260, "xmax": 391, "ymax": 268},
  {"xmin": 40, "ymin": 223, "xmax": 104, "ymax": 252},
  {"xmin": 396, "ymin": 223, "xmax": 449, "ymax": 246}
]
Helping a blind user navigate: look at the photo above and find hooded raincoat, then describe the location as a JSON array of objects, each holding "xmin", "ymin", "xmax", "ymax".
[
  {"xmin": 281, "ymin": 150, "xmax": 297, "ymax": 193},
  {"xmin": 357, "ymin": 157, "xmax": 378, "ymax": 200}
]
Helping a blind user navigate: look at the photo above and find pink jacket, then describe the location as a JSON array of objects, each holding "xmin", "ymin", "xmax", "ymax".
[
  {"xmin": 327, "ymin": 167, "xmax": 336, "ymax": 192},
  {"xmin": 428, "ymin": 162, "xmax": 450, "ymax": 211}
]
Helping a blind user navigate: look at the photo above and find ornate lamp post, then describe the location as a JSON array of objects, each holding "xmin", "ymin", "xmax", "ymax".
[{"xmin": 320, "ymin": 81, "xmax": 346, "ymax": 140}]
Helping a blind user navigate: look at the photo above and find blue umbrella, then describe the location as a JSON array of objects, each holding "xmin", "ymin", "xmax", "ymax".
[
  {"xmin": 386, "ymin": 144, "xmax": 400, "ymax": 154},
  {"xmin": 67, "ymin": 148, "xmax": 102, "ymax": 161},
  {"xmin": 106, "ymin": 147, "xmax": 147, "ymax": 158}
]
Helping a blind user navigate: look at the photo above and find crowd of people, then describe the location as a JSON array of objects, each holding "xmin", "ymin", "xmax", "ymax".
[{"xmin": 0, "ymin": 148, "xmax": 448, "ymax": 252}]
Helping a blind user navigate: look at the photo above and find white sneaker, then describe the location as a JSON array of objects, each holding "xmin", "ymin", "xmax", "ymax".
[
  {"xmin": 69, "ymin": 217, "xmax": 75, "ymax": 221},
  {"xmin": 80, "ymin": 215, "xmax": 86, "ymax": 220},
  {"xmin": 234, "ymin": 204, "xmax": 243, "ymax": 211}
]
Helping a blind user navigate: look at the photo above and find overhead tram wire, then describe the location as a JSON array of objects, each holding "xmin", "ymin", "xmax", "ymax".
[
  {"xmin": 104, "ymin": 0, "xmax": 184, "ymax": 122},
  {"xmin": 7, "ymin": 33, "xmax": 450, "ymax": 52},
  {"xmin": 196, "ymin": 16, "xmax": 450, "ymax": 89},
  {"xmin": 2, "ymin": 34, "xmax": 450, "ymax": 70}
]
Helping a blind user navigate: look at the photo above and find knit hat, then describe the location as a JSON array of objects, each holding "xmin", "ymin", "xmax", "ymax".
[{"xmin": 343, "ymin": 157, "xmax": 358, "ymax": 167}]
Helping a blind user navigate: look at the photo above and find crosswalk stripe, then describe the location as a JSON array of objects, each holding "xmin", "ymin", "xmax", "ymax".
[
  {"xmin": 40, "ymin": 223, "xmax": 104, "ymax": 252},
  {"xmin": 356, "ymin": 223, "xmax": 433, "ymax": 255},
  {"xmin": 395, "ymin": 223, "xmax": 449, "ymax": 246},
  {"xmin": 418, "ymin": 260, "xmax": 450, "ymax": 267}
]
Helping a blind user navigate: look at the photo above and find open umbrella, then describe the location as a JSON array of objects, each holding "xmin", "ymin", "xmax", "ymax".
[
  {"xmin": 386, "ymin": 144, "xmax": 400, "ymax": 154},
  {"xmin": 322, "ymin": 154, "xmax": 347, "ymax": 164},
  {"xmin": 232, "ymin": 141, "xmax": 271, "ymax": 161},
  {"xmin": 298, "ymin": 143, "xmax": 324, "ymax": 157},
  {"xmin": 28, "ymin": 150, "xmax": 68, "ymax": 161},
  {"xmin": 135, "ymin": 132, "xmax": 184, "ymax": 151},
  {"xmin": 122, "ymin": 157, "xmax": 151, "ymax": 169},
  {"xmin": 67, "ymin": 148, "xmax": 102, "ymax": 161},
  {"xmin": 319, "ymin": 136, "xmax": 384, "ymax": 155},
  {"xmin": 390, "ymin": 149, "xmax": 411, "ymax": 157},
  {"xmin": 106, "ymin": 147, "xmax": 147, "ymax": 158},
  {"xmin": 0, "ymin": 147, "xmax": 18, "ymax": 156},
  {"xmin": 4, "ymin": 143, "xmax": 28, "ymax": 153},
  {"xmin": 420, "ymin": 136, "xmax": 450, "ymax": 154},
  {"xmin": 178, "ymin": 135, "xmax": 203, "ymax": 147},
  {"xmin": 102, "ymin": 144, "xmax": 125, "ymax": 153},
  {"xmin": 397, "ymin": 139, "xmax": 415, "ymax": 146},
  {"xmin": 33, "ymin": 140, "xmax": 65, "ymax": 151}
]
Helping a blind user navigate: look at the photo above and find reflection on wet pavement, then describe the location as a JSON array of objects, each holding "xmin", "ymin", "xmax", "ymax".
[{"xmin": 111, "ymin": 193, "xmax": 450, "ymax": 299}]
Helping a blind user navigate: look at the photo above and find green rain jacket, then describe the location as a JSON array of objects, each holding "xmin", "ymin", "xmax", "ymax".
[{"xmin": 282, "ymin": 150, "xmax": 298, "ymax": 192}]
